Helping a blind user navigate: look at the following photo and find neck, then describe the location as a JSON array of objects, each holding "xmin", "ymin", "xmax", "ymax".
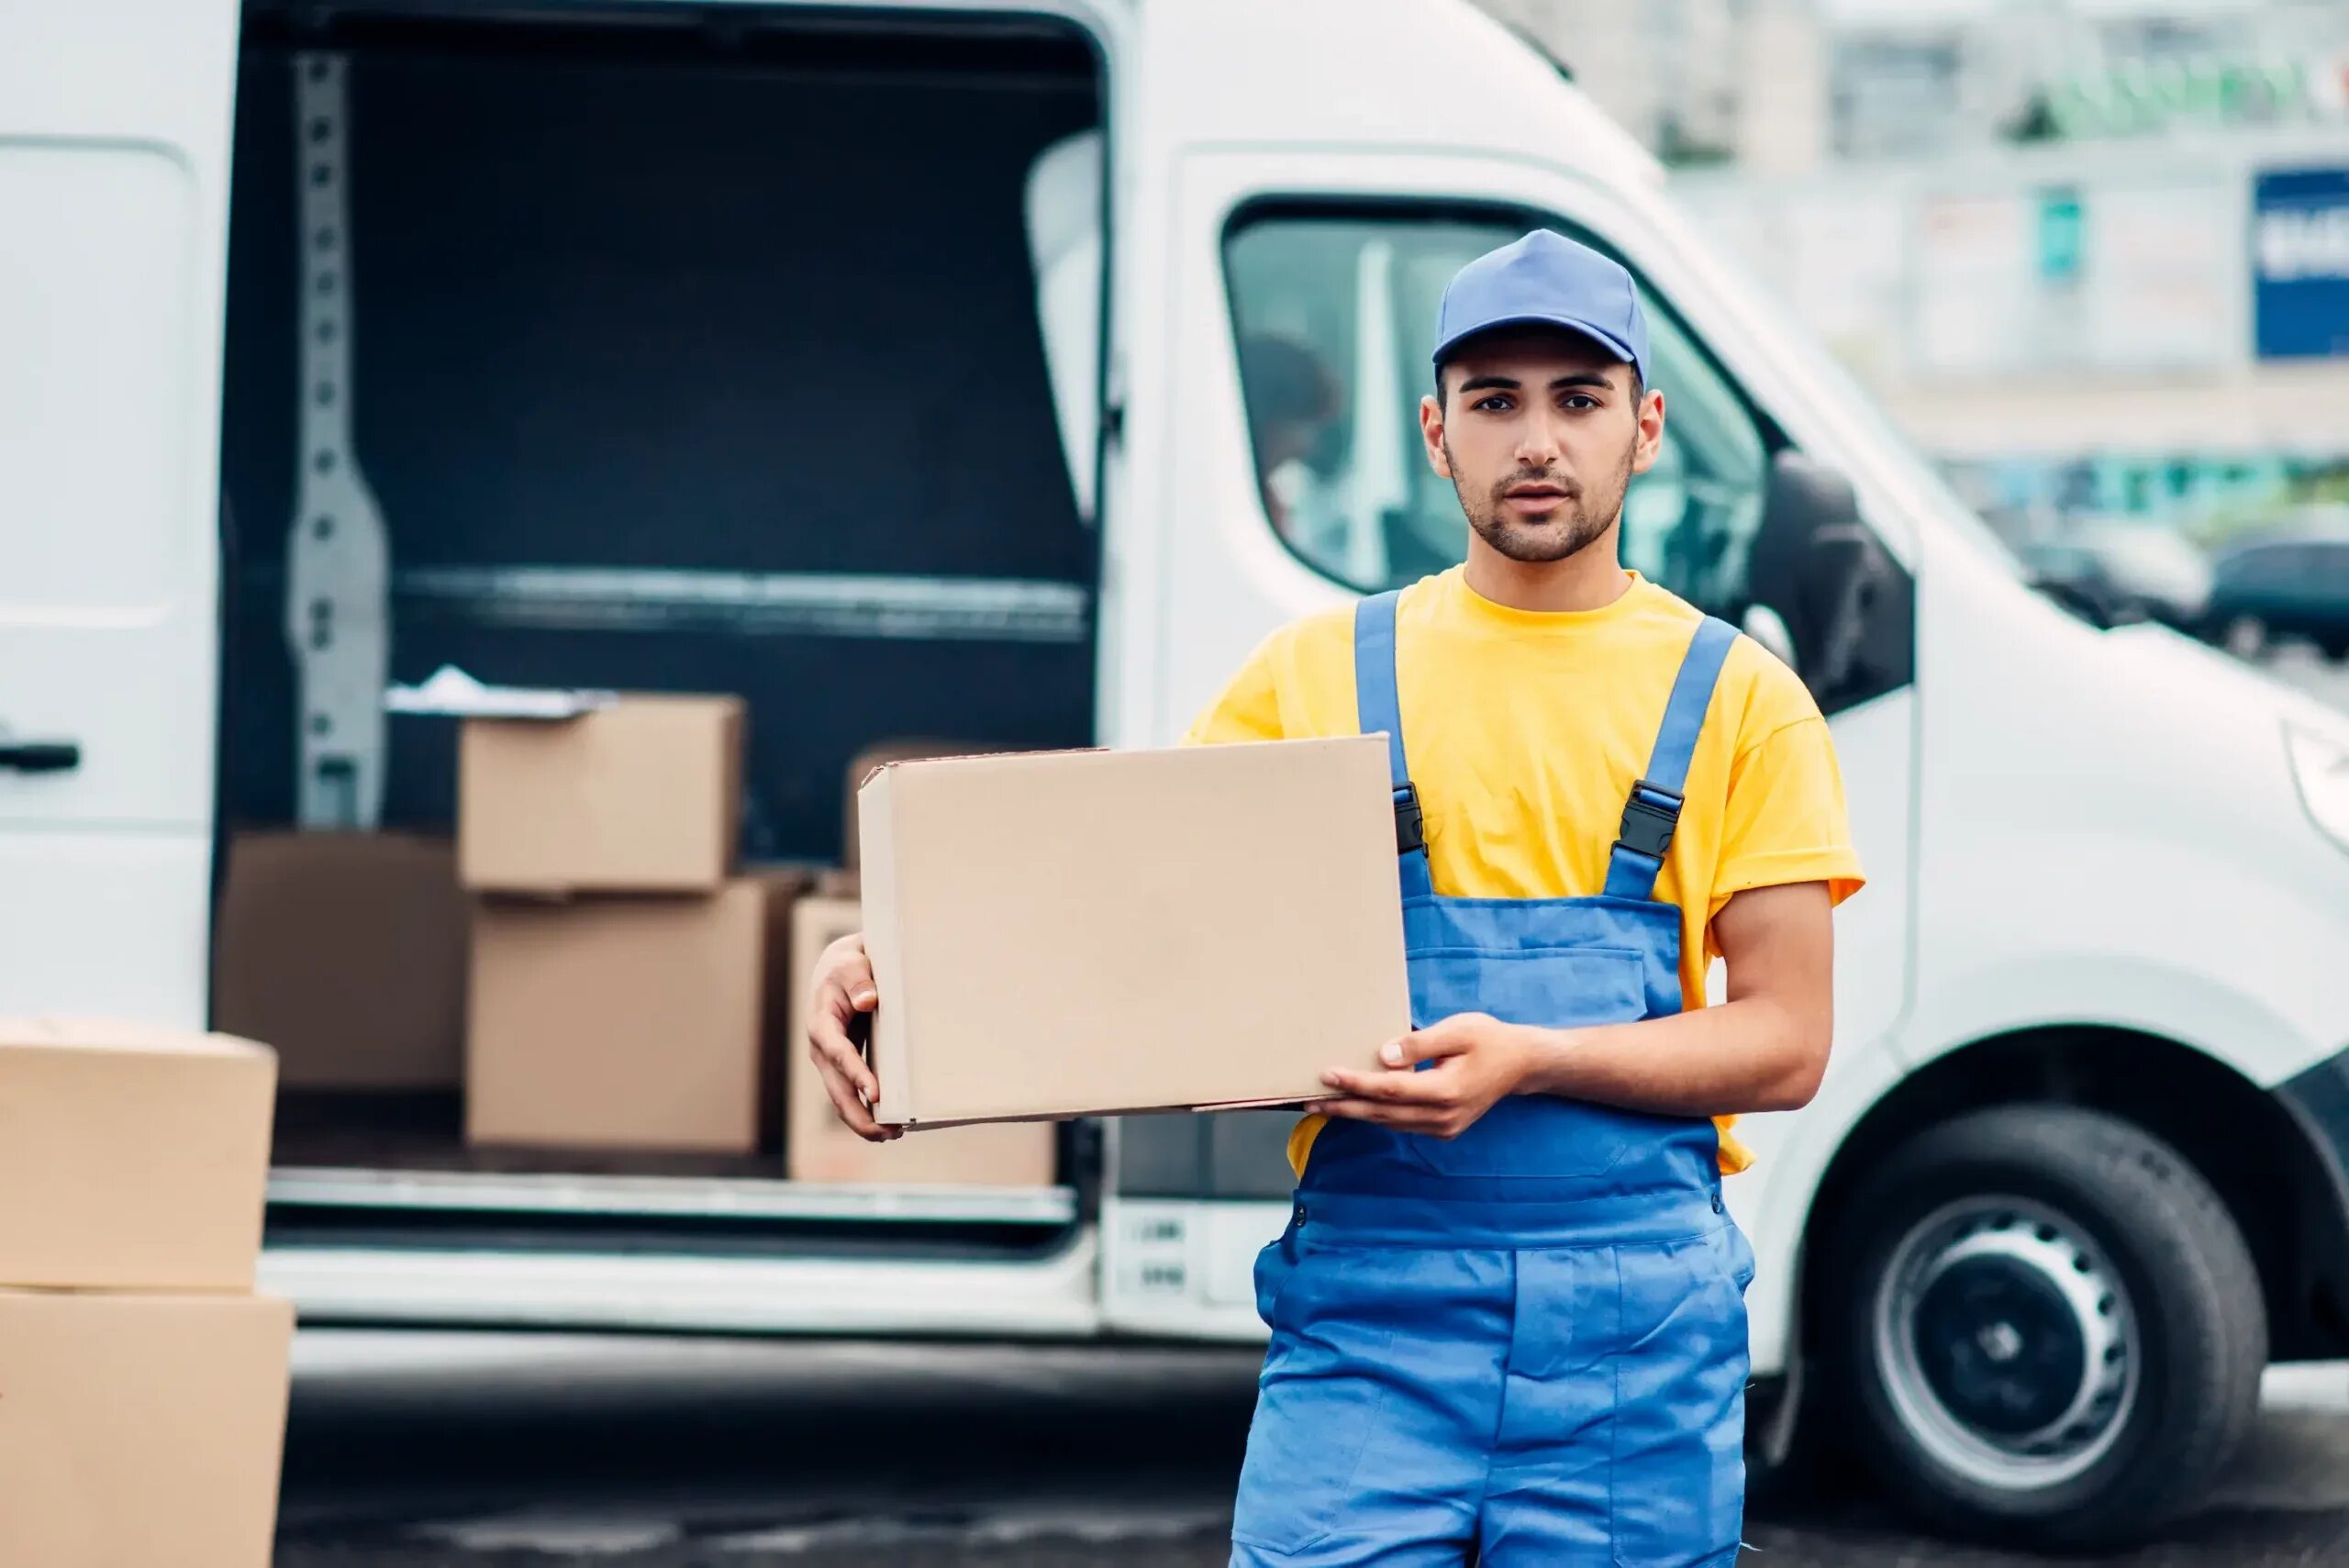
[{"xmin": 1463, "ymin": 528, "xmax": 1633, "ymax": 613}]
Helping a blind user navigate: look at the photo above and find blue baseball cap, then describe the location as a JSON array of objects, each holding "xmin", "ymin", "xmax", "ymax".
[{"xmin": 1432, "ymin": 230, "xmax": 1651, "ymax": 390}]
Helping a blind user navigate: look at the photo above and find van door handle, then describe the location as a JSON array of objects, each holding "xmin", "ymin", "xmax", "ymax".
[{"xmin": 0, "ymin": 740, "xmax": 80, "ymax": 773}]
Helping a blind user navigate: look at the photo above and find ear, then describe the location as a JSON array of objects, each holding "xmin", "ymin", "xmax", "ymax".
[
  {"xmin": 1420, "ymin": 395, "xmax": 1452, "ymax": 478},
  {"xmin": 1629, "ymin": 388, "xmax": 1665, "ymax": 476}
]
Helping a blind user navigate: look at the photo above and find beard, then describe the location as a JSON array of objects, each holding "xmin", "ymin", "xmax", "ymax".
[{"xmin": 1446, "ymin": 433, "xmax": 1635, "ymax": 564}]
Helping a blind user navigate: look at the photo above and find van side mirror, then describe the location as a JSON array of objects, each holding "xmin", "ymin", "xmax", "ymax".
[{"xmin": 1741, "ymin": 450, "xmax": 1890, "ymax": 699}]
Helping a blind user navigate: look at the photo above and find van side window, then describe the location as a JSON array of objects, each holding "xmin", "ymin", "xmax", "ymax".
[
  {"xmin": 1223, "ymin": 209, "xmax": 1768, "ymax": 610},
  {"xmin": 1224, "ymin": 206, "xmax": 1915, "ymax": 714}
]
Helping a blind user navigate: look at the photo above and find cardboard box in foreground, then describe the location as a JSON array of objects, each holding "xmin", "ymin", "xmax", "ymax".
[
  {"xmin": 212, "ymin": 829, "xmax": 468, "ymax": 1088},
  {"xmin": 785, "ymin": 895, "xmax": 1056, "ymax": 1184},
  {"xmin": 858, "ymin": 738, "xmax": 1409, "ymax": 1126},
  {"xmin": 461, "ymin": 695, "xmax": 743, "ymax": 895},
  {"xmin": 0, "ymin": 1290, "xmax": 292, "ymax": 1568},
  {"xmin": 467, "ymin": 873, "xmax": 807, "ymax": 1152},
  {"xmin": 0, "ymin": 1018, "xmax": 274, "ymax": 1292}
]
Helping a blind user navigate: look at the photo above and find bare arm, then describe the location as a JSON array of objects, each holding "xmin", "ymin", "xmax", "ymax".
[
  {"xmin": 1516, "ymin": 880, "xmax": 1835, "ymax": 1116},
  {"xmin": 1319, "ymin": 881, "xmax": 1835, "ymax": 1134}
]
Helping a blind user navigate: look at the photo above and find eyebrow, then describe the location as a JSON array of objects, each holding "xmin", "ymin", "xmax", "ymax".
[{"xmin": 1456, "ymin": 372, "xmax": 1616, "ymax": 395}]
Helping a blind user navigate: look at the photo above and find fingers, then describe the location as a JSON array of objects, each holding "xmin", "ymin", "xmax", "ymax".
[
  {"xmin": 810, "ymin": 1043, "xmax": 897, "ymax": 1142},
  {"xmin": 809, "ymin": 995, "xmax": 881, "ymax": 1105},
  {"xmin": 1377, "ymin": 1017, "xmax": 1481, "ymax": 1069},
  {"xmin": 823, "ymin": 935, "xmax": 878, "ymax": 1012},
  {"xmin": 1319, "ymin": 1063, "xmax": 1457, "ymax": 1106},
  {"xmin": 807, "ymin": 960, "xmax": 898, "ymax": 1140},
  {"xmin": 1315, "ymin": 1096, "xmax": 1459, "ymax": 1136}
]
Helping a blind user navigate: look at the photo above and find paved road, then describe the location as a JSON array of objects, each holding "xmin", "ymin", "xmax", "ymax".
[{"xmin": 276, "ymin": 1334, "xmax": 2349, "ymax": 1567}]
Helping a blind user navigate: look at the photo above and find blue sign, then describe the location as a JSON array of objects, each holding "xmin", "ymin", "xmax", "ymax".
[{"xmin": 2253, "ymin": 167, "xmax": 2349, "ymax": 361}]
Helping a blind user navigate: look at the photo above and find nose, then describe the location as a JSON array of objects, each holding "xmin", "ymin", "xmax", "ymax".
[{"xmin": 1513, "ymin": 413, "xmax": 1564, "ymax": 470}]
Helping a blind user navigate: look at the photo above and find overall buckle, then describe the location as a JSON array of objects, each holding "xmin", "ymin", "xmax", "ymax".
[
  {"xmin": 1615, "ymin": 779, "xmax": 1683, "ymax": 860},
  {"xmin": 1393, "ymin": 783, "xmax": 1427, "ymax": 856}
]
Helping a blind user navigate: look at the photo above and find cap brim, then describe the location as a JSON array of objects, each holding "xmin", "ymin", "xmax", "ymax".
[{"xmin": 1433, "ymin": 313, "xmax": 1639, "ymax": 373}]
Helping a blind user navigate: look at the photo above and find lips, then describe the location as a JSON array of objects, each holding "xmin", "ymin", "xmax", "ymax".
[{"xmin": 1505, "ymin": 484, "xmax": 1568, "ymax": 501}]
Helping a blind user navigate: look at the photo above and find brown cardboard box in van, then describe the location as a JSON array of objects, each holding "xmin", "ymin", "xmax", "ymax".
[
  {"xmin": 0, "ymin": 1290, "xmax": 292, "ymax": 1568},
  {"xmin": 0, "ymin": 1018, "xmax": 274, "ymax": 1292},
  {"xmin": 212, "ymin": 830, "xmax": 467, "ymax": 1088},
  {"xmin": 784, "ymin": 894, "xmax": 1056, "ymax": 1185},
  {"xmin": 857, "ymin": 738, "xmax": 1410, "ymax": 1126},
  {"xmin": 466, "ymin": 872, "xmax": 807, "ymax": 1153},
  {"xmin": 460, "ymin": 695, "xmax": 743, "ymax": 895}
]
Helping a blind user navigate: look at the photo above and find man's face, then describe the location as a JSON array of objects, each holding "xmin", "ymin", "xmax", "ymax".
[{"xmin": 1419, "ymin": 328, "xmax": 1664, "ymax": 564}]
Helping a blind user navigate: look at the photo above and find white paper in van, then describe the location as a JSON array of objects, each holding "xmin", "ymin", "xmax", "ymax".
[{"xmin": 384, "ymin": 664, "xmax": 618, "ymax": 721}]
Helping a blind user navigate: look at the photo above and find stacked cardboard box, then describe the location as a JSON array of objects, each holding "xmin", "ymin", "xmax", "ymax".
[
  {"xmin": 461, "ymin": 695, "xmax": 815, "ymax": 1154},
  {"xmin": 0, "ymin": 1018, "xmax": 291, "ymax": 1568},
  {"xmin": 212, "ymin": 829, "xmax": 469, "ymax": 1089}
]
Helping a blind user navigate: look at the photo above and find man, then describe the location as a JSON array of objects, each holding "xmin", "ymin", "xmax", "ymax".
[{"xmin": 807, "ymin": 229, "xmax": 1864, "ymax": 1565}]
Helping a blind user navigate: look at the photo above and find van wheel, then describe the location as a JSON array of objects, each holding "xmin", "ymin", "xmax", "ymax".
[
  {"xmin": 1820, "ymin": 1105, "xmax": 2263, "ymax": 1552},
  {"xmin": 2221, "ymin": 616, "xmax": 2268, "ymax": 659}
]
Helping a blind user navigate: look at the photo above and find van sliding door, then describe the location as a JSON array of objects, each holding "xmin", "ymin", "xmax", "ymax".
[{"xmin": 0, "ymin": 1, "xmax": 240, "ymax": 1022}]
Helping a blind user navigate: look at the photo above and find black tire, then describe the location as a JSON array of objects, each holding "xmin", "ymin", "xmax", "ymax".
[{"xmin": 1818, "ymin": 1105, "xmax": 2264, "ymax": 1553}]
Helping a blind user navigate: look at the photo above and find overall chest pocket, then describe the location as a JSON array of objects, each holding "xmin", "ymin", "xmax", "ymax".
[{"xmin": 1404, "ymin": 943, "xmax": 1651, "ymax": 1181}]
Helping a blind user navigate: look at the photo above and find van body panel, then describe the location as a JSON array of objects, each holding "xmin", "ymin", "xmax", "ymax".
[
  {"xmin": 0, "ymin": 0, "xmax": 239, "ymax": 1025},
  {"xmin": 1908, "ymin": 530, "xmax": 2349, "ymax": 1089}
]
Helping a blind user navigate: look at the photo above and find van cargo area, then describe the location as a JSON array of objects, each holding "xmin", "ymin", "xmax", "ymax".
[{"xmin": 213, "ymin": 5, "xmax": 1106, "ymax": 1255}]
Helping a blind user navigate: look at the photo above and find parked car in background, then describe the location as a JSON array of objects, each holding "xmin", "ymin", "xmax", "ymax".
[
  {"xmin": 2210, "ymin": 509, "xmax": 2349, "ymax": 661},
  {"xmin": 2020, "ymin": 520, "xmax": 2213, "ymax": 633}
]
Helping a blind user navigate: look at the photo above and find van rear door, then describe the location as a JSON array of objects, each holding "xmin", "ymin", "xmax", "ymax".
[{"xmin": 0, "ymin": 1, "xmax": 239, "ymax": 1021}]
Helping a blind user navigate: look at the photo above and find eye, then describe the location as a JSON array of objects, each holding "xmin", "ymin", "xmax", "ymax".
[
  {"xmin": 1561, "ymin": 393, "xmax": 1600, "ymax": 410},
  {"xmin": 1472, "ymin": 394, "xmax": 1513, "ymax": 413}
]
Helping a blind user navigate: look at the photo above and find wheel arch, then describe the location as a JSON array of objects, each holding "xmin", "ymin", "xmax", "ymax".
[{"xmin": 1800, "ymin": 1025, "xmax": 2349, "ymax": 1365}]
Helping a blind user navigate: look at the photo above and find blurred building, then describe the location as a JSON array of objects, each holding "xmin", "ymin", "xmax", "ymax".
[{"xmin": 1473, "ymin": 0, "xmax": 2349, "ymax": 547}]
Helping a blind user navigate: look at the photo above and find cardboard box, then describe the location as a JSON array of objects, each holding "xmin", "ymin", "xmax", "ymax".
[
  {"xmin": 461, "ymin": 695, "xmax": 743, "ymax": 894},
  {"xmin": 211, "ymin": 830, "xmax": 467, "ymax": 1088},
  {"xmin": 784, "ymin": 895, "xmax": 1057, "ymax": 1185},
  {"xmin": 858, "ymin": 738, "xmax": 1410, "ymax": 1125},
  {"xmin": 466, "ymin": 873, "xmax": 807, "ymax": 1152},
  {"xmin": 0, "ymin": 1290, "xmax": 292, "ymax": 1568},
  {"xmin": 0, "ymin": 1018, "xmax": 274, "ymax": 1292},
  {"xmin": 841, "ymin": 738, "xmax": 1014, "ymax": 870}
]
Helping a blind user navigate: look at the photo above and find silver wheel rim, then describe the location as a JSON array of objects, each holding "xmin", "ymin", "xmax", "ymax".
[{"xmin": 1873, "ymin": 1195, "xmax": 2141, "ymax": 1492}]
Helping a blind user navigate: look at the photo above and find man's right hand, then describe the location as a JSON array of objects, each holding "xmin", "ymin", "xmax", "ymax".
[{"xmin": 806, "ymin": 932, "xmax": 901, "ymax": 1143}]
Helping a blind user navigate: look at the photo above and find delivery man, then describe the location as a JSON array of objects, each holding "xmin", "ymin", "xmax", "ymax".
[{"xmin": 806, "ymin": 228, "xmax": 1865, "ymax": 1566}]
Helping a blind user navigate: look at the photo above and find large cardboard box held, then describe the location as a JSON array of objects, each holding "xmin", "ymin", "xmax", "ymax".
[
  {"xmin": 785, "ymin": 895, "xmax": 1056, "ymax": 1185},
  {"xmin": 0, "ymin": 1018, "xmax": 274, "ymax": 1292},
  {"xmin": 0, "ymin": 1290, "xmax": 292, "ymax": 1568},
  {"xmin": 467, "ymin": 873, "xmax": 807, "ymax": 1152},
  {"xmin": 858, "ymin": 738, "xmax": 1410, "ymax": 1126},
  {"xmin": 212, "ymin": 829, "xmax": 468, "ymax": 1088},
  {"xmin": 461, "ymin": 695, "xmax": 743, "ymax": 894}
]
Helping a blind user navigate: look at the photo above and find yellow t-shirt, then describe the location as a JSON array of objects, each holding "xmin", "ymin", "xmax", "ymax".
[{"xmin": 1182, "ymin": 566, "xmax": 1865, "ymax": 1179}]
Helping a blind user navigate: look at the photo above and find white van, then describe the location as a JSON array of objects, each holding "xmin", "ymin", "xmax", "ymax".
[{"xmin": 6, "ymin": 0, "xmax": 2348, "ymax": 1551}]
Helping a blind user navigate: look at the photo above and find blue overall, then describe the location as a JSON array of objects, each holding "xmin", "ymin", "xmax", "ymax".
[{"xmin": 1229, "ymin": 592, "xmax": 1757, "ymax": 1568}]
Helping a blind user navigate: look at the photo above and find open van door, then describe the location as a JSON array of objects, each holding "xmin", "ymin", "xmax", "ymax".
[{"xmin": 0, "ymin": 2, "xmax": 240, "ymax": 1021}]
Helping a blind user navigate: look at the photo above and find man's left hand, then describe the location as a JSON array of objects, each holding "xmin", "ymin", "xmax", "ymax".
[{"xmin": 1318, "ymin": 1012, "xmax": 1535, "ymax": 1140}]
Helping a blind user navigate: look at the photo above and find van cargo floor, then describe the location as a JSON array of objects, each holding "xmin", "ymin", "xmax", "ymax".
[{"xmin": 268, "ymin": 1093, "xmax": 1075, "ymax": 1229}]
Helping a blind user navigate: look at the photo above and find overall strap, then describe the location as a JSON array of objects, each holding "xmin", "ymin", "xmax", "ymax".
[
  {"xmin": 1353, "ymin": 591, "xmax": 1433, "ymax": 902},
  {"xmin": 1601, "ymin": 616, "xmax": 1740, "ymax": 903}
]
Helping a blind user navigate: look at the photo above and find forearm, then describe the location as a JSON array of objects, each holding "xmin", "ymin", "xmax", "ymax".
[{"xmin": 1511, "ymin": 994, "xmax": 1828, "ymax": 1118}]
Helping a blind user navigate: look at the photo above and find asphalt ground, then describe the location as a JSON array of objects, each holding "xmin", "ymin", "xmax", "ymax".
[{"xmin": 273, "ymin": 1335, "xmax": 2349, "ymax": 1568}]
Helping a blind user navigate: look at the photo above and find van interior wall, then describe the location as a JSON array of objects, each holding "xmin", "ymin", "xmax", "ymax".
[{"xmin": 219, "ymin": 24, "xmax": 1103, "ymax": 859}]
